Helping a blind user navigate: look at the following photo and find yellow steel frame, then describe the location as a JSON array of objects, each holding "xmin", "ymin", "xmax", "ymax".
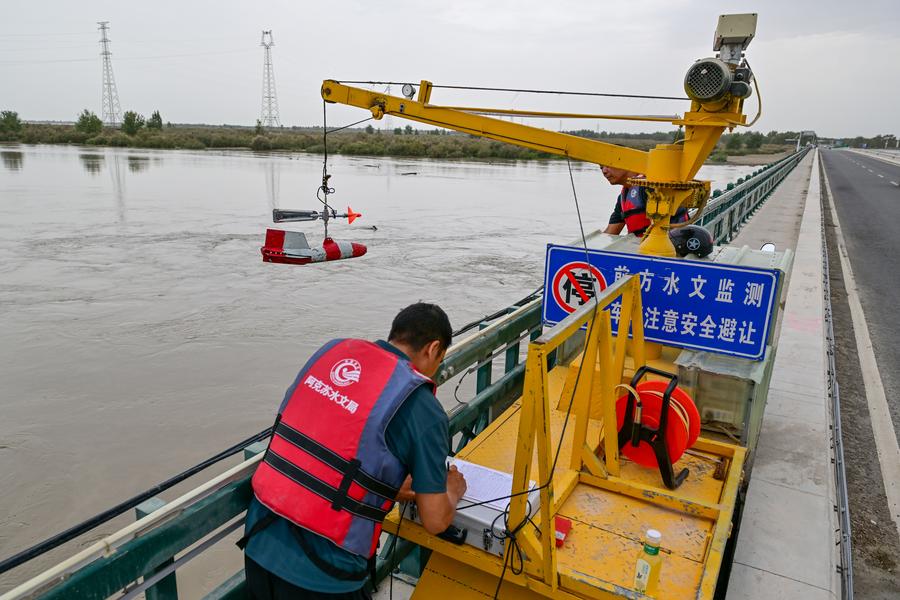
[
  {"xmin": 382, "ymin": 276, "xmax": 746, "ymax": 598},
  {"xmin": 321, "ymin": 79, "xmax": 748, "ymax": 256},
  {"xmin": 326, "ymin": 51, "xmax": 749, "ymax": 597}
]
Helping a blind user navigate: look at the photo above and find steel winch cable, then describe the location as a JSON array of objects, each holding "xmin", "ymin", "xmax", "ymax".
[
  {"xmin": 335, "ymin": 80, "xmax": 689, "ymax": 102},
  {"xmin": 0, "ymin": 427, "xmax": 273, "ymax": 576},
  {"xmin": 432, "ymin": 154, "xmax": 599, "ymax": 599}
]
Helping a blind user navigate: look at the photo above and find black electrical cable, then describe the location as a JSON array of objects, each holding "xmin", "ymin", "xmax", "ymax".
[
  {"xmin": 0, "ymin": 427, "xmax": 273, "ymax": 576},
  {"xmin": 452, "ymin": 325, "xmax": 541, "ymax": 405},
  {"xmin": 334, "ymin": 81, "xmax": 688, "ymax": 102},
  {"xmin": 446, "ymin": 155, "xmax": 599, "ymax": 599},
  {"xmin": 452, "ymin": 285, "xmax": 544, "ymax": 338}
]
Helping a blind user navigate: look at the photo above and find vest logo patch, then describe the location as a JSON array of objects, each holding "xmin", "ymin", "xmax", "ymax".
[
  {"xmin": 330, "ymin": 358, "xmax": 362, "ymax": 387},
  {"xmin": 304, "ymin": 374, "xmax": 359, "ymax": 414}
]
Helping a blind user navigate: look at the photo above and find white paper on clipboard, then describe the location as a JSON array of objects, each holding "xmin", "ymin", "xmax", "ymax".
[{"xmin": 449, "ymin": 458, "xmax": 538, "ymax": 512}]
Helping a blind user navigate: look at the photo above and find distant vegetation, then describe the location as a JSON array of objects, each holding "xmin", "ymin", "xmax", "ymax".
[{"xmin": 9, "ymin": 107, "xmax": 884, "ymax": 162}]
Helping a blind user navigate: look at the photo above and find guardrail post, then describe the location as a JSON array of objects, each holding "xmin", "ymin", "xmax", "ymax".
[
  {"xmin": 135, "ymin": 497, "xmax": 178, "ymax": 600},
  {"xmin": 476, "ymin": 321, "xmax": 492, "ymax": 395},
  {"xmin": 492, "ymin": 331, "xmax": 522, "ymax": 421},
  {"xmin": 243, "ymin": 440, "xmax": 268, "ymax": 460}
]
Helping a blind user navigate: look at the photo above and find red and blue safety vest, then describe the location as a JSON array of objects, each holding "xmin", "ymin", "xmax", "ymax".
[
  {"xmin": 620, "ymin": 185, "xmax": 689, "ymax": 237},
  {"xmin": 250, "ymin": 338, "xmax": 435, "ymax": 558},
  {"xmin": 620, "ymin": 185, "xmax": 651, "ymax": 236}
]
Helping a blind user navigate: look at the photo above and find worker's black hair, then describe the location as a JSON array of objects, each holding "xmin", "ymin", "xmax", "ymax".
[{"xmin": 388, "ymin": 303, "xmax": 453, "ymax": 353}]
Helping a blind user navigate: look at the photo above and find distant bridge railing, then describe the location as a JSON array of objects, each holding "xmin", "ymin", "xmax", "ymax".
[{"xmin": 699, "ymin": 147, "xmax": 811, "ymax": 244}]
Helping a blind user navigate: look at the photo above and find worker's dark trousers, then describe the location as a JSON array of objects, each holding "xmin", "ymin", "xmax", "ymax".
[{"xmin": 244, "ymin": 557, "xmax": 372, "ymax": 600}]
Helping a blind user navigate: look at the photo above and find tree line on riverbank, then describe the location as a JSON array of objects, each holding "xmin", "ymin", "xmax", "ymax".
[{"xmin": 0, "ymin": 107, "xmax": 842, "ymax": 161}]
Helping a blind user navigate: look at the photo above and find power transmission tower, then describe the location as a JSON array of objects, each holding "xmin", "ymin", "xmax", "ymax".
[
  {"xmin": 97, "ymin": 21, "xmax": 122, "ymax": 126},
  {"xmin": 260, "ymin": 30, "xmax": 281, "ymax": 127}
]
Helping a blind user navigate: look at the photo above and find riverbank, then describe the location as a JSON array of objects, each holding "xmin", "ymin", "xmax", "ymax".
[
  {"xmin": 725, "ymin": 149, "xmax": 793, "ymax": 165},
  {"xmin": 0, "ymin": 122, "xmax": 792, "ymax": 163}
]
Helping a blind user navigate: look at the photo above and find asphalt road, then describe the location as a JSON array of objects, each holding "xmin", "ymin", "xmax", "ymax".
[
  {"xmin": 821, "ymin": 149, "xmax": 900, "ymax": 441},
  {"xmin": 821, "ymin": 149, "xmax": 900, "ymax": 595}
]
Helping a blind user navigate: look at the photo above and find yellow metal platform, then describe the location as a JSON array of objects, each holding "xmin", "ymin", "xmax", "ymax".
[
  {"xmin": 384, "ymin": 365, "xmax": 742, "ymax": 599},
  {"xmin": 382, "ymin": 277, "xmax": 744, "ymax": 599}
]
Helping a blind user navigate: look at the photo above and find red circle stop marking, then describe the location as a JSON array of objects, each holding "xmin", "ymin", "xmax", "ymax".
[{"xmin": 551, "ymin": 262, "xmax": 607, "ymax": 313}]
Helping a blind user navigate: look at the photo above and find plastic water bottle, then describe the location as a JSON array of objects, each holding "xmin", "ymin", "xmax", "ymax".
[{"xmin": 633, "ymin": 529, "xmax": 663, "ymax": 596}]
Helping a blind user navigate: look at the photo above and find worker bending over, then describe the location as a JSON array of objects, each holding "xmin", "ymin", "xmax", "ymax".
[
  {"xmin": 602, "ymin": 165, "xmax": 688, "ymax": 236},
  {"xmin": 239, "ymin": 303, "xmax": 467, "ymax": 599}
]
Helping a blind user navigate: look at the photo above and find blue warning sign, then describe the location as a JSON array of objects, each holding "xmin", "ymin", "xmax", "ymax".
[{"xmin": 542, "ymin": 244, "xmax": 781, "ymax": 360}]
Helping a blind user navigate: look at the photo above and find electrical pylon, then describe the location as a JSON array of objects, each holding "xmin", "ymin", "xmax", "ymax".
[
  {"xmin": 260, "ymin": 30, "xmax": 281, "ymax": 128},
  {"xmin": 97, "ymin": 21, "xmax": 122, "ymax": 126}
]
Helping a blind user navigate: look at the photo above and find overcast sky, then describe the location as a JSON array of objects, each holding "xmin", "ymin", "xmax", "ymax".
[{"xmin": 2, "ymin": 0, "xmax": 898, "ymax": 138}]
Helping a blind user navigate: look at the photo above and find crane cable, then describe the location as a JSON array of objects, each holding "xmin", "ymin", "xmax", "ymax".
[
  {"xmin": 336, "ymin": 81, "xmax": 689, "ymax": 102},
  {"xmin": 391, "ymin": 155, "xmax": 600, "ymax": 599},
  {"xmin": 316, "ymin": 100, "xmax": 373, "ymax": 236}
]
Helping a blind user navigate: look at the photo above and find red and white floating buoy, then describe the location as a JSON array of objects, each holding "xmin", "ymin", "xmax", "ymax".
[{"xmin": 261, "ymin": 229, "xmax": 367, "ymax": 265}]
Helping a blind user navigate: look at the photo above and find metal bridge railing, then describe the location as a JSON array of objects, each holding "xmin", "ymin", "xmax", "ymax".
[
  {"xmin": 700, "ymin": 147, "xmax": 812, "ymax": 244},
  {"xmin": 820, "ymin": 164, "xmax": 853, "ymax": 599},
  {"xmin": 3, "ymin": 299, "xmax": 543, "ymax": 600}
]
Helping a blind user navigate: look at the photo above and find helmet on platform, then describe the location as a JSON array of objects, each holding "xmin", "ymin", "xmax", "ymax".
[{"xmin": 669, "ymin": 225, "xmax": 714, "ymax": 258}]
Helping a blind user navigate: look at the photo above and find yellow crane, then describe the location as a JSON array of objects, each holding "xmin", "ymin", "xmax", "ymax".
[
  {"xmin": 321, "ymin": 14, "xmax": 758, "ymax": 258},
  {"xmin": 321, "ymin": 13, "xmax": 760, "ymax": 600}
]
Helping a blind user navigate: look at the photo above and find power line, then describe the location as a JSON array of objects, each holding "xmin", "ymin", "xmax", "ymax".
[
  {"xmin": 98, "ymin": 21, "xmax": 122, "ymax": 126},
  {"xmin": 259, "ymin": 30, "xmax": 281, "ymax": 127},
  {"xmin": 335, "ymin": 80, "xmax": 688, "ymax": 101},
  {"xmin": 0, "ymin": 49, "xmax": 253, "ymax": 66}
]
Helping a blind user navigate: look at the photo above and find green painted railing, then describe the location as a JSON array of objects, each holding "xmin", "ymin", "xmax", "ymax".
[
  {"xmin": 700, "ymin": 147, "xmax": 811, "ymax": 244},
  {"xmin": 16, "ymin": 299, "xmax": 541, "ymax": 599}
]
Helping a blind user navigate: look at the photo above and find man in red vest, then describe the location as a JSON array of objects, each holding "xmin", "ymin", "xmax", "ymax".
[
  {"xmin": 601, "ymin": 165, "xmax": 687, "ymax": 236},
  {"xmin": 240, "ymin": 303, "xmax": 466, "ymax": 599}
]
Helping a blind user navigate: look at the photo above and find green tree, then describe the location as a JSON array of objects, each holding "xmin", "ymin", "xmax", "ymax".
[
  {"xmin": 393, "ymin": 127, "xmax": 403, "ymax": 135},
  {"xmin": 121, "ymin": 111, "xmax": 145, "ymax": 135},
  {"xmin": 404, "ymin": 125, "xmax": 413, "ymax": 135},
  {"xmin": 0, "ymin": 110, "xmax": 22, "ymax": 134},
  {"xmin": 255, "ymin": 119, "xmax": 264, "ymax": 136},
  {"xmin": 744, "ymin": 132, "xmax": 764, "ymax": 150},
  {"xmin": 146, "ymin": 110, "xmax": 163, "ymax": 130},
  {"xmin": 250, "ymin": 135, "xmax": 272, "ymax": 151},
  {"xmin": 75, "ymin": 109, "xmax": 103, "ymax": 135},
  {"xmin": 365, "ymin": 124, "xmax": 375, "ymax": 134},
  {"xmin": 725, "ymin": 134, "xmax": 743, "ymax": 150}
]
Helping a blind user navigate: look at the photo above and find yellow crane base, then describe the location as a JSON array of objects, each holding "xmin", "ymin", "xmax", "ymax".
[{"xmin": 383, "ymin": 365, "xmax": 744, "ymax": 599}]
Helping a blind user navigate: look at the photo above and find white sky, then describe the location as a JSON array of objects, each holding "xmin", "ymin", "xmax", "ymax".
[{"xmin": 2, "ymin": 0, "xmax": 898, "ymax": 139}]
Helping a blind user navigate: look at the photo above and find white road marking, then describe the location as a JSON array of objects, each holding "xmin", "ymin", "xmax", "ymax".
[
  {"xmin": 823, "ymin": 167, "xmax": 900, "ymax": 538},
  {"xmin": 868, "ymin": 168, "xmax": 874, "ymax": 172},
  {"xmin": 878, "ymin": 174, "xmax": 885, "ymax": 178},
  {"xmin": 892, "ymin": 181, "xmax": 899, "ymax": 187}
]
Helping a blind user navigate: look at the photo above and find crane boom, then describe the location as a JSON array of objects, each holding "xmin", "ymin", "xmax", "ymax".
[
  {"xmin": 321, "ymin": 80, "xmax": 649, "ymax": 174},
  {"xmin": 320, "ymin": 17, "xmax": 756, "ymax": 257}
]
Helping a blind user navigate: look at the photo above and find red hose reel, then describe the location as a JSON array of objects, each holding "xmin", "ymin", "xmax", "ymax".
[{"xmin": 614, "ymin": 367, "xmax": 700, "ymax": 489}]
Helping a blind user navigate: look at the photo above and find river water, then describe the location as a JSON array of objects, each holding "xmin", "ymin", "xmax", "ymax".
[{"xmin": 0, "ymin": 144, "xmax": 754, "ymax": 590}]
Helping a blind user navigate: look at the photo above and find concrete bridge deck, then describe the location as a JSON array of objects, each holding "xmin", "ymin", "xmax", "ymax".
[{"xmin": 725, "ymin": 151, "xmax": 843, "ymax": 599}]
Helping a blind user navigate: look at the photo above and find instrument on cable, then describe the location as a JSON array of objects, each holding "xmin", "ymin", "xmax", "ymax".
[{"xmin": 262, "ymin": 174, "xmax": 368, "ymax": 265}]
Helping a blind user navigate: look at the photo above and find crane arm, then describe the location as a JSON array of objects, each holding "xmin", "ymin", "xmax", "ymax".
[
  {"xmin": 319, "ymin": 13, "xmax": 758, "ymax": 258},
  {"xmin": 321, "ymin": 80, "xmax": 649, "ymax": 174}
]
